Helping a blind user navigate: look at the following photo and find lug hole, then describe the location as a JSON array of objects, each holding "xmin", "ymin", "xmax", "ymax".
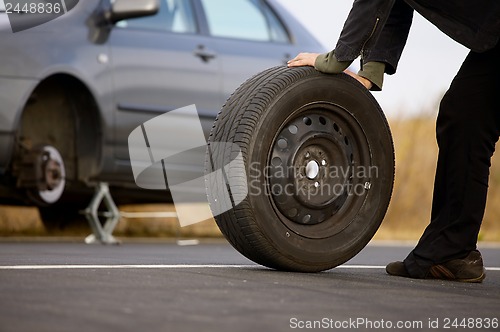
[
  {"xmin": 271, "ymin": 157, "xmax": 282, "ymax": 166},
  {"xmin": 277, "ymin": 138, "xmax": 288, "ymax": 149},
  {"xmin": 288, "ymin": 125, "xmax": 298, "ymax": 134}
]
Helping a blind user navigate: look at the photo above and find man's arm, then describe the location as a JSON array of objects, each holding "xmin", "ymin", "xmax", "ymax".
[
  {"xmin": 287, "ymin": 52, "xmax": 375, "ymax": 89},
  {"xmin": 289, "ymin": 0, "xmax": 414, "ymax": 91},
  {"xmin": 362, "ymin": 0, "xmax": 414, "ymax": 76}
]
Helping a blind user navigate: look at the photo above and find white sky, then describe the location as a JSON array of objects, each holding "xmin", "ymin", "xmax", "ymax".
[{"xmin": 277, "ymin": 0, "xmax": 469, "ymax": 118}]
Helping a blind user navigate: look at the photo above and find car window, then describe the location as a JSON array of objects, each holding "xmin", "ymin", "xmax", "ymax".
[
  {"xmin": 200, "ymin": 0, "xmax": 289, "ymax": 43},
  {"xmin": 116, "ymin": 0, "xmax": 197, "ymax": 34},
  {"xmin": 262, "ymin": 2, "xmax": 290, "ymax": 43}
]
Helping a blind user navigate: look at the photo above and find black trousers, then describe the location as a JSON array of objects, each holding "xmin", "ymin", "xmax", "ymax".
[{"xmin": 404, "ymin": 43, "xmax": 500, "ymax": 278}]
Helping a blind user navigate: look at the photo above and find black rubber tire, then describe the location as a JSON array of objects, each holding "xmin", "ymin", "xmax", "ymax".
[
  {"xmin": 37, "ymin": 189, "xmax": 93, "ymax": 231},
  {"xmin": 38, "ymin": 203, "xmax": 88, "ymax": 231},
  {"xmin": 206, "ymin": 66, "xmax": 394, "ymax": 272}
]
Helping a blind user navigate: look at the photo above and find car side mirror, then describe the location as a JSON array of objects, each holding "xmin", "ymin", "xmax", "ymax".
[{"xmin": 109, "ymin": 0, "xmax": 159, "ymax": 24}]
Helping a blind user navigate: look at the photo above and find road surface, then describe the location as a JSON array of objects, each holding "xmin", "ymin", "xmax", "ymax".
[{"xmin": 0, "ymin": 240, "xmax": 499, "ymax": 332}]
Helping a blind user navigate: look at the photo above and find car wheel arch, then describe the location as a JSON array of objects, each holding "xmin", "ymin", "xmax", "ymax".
[{"xmin": 14, "ymin": 73, "xmax": 103, "ymax": 185}]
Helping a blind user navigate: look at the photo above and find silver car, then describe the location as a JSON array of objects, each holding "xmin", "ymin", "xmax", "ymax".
[{"xmin": 0, "ymin": 0, "xmax": 324, "ymax": 228}]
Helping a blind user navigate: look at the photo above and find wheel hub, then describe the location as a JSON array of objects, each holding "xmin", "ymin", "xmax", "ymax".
[
  {"xmin": 305, "ymin": 160, "xmax": 319, "ymax": 180},
  {"xmin": 17, "ymin": 145, "xmax": 66, "ymax": 205},
  {"xmin": 43, "ymin": 153, "xmax": 63, "ymax": 190},
  {"xmin": 269, "ymin": 112, "xmax": 354, "ymax": 225}
]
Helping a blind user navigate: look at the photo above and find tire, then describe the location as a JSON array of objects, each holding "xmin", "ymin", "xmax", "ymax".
[
  {"xmin": 37, "ymin": 190, "xmax": 93, "ymax": 231},
  {"xmin": 206, "ymin": 66, "xmax": 394, "ymax": 272},
  {"xmin": 38, "ymin": 202, "xmax": 88, "ymax": 231}
]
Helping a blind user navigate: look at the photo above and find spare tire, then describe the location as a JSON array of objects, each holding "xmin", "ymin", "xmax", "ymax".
[{"xmin": 206, "ymin": 66, "xmax": 394, "ymax": 272}]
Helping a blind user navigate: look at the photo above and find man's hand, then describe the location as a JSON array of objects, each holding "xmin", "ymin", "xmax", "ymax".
[
  {"xmin": 287, "ymin": 53, "xmax": 320, "ymax": 68},
  {"xmin": 288, "ymin": 53, "xmax": 373, "ymax": 90},
  {"xmin": 344, "ymin": 69, "xmax": 373, "ymax": 90}
]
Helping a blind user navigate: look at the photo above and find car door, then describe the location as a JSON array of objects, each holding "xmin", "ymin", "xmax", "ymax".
[
  {"xmin": 110, "ymin": 0, "xmax": 220, "ymax": 162},
  {"xmin": 197, "ymin": 0, "xmax": 296, "ymax": 100}
]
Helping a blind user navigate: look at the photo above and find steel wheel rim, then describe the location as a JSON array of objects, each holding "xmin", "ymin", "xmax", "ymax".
[{"xmin": 267, "ymin": 102, "xmax": 373, "ymax": 239}]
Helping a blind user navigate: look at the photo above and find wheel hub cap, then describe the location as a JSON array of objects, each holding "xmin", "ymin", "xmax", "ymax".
[{"xmin": 305, "ymin": 160, "xmax": 319, "ymax": 180}]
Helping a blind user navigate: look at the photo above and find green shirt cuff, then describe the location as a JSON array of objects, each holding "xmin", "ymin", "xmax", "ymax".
[
  {"xmin": 314, "ymin": 51, "xmax": 352, "ymax": 74},
  {"xmin": 358, "ymin": 62, "xmax": 385, "ymax": 91}
]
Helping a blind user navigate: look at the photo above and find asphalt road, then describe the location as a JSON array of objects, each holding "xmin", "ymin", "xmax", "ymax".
[{"xmin": 0, "ymin": 240, "xmax": 499, "ymax": 332}]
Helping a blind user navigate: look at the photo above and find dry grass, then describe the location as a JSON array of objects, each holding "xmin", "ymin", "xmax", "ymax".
[{"xmin": 1, "ymin": 115, "xmax": 499, "ymax": 242}]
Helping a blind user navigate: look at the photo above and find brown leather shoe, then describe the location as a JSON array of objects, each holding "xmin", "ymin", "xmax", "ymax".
[
  {"xmin": 428, "ymin": 250, "xmax": 486, "ymax": 283},
  {"xmin": 386, "ymin": 250, "xmax": 486, "ymax": 283},
  {"xmin": 386, "ymin": 261, "xmax": 410, "ymax": 278}
]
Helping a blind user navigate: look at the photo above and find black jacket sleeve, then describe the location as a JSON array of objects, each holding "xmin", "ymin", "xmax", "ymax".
[
  {"xmin": 322, "ymin": 0, "xmax": 413, "ymax": 75},
  {"xmin": 333, "ymin": 0, "xmax": 396, "ymax": 62},
  {"xmin": 363, "ymin": 0, "xmax": 414, "ymax": 75}
]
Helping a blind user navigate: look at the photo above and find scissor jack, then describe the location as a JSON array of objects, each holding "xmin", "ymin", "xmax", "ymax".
[
  {"xmin": 82, "ymin": 183, "xmax": 179, "ymax": 244},
  {"xmin": 82, "ymin": 183, "xmax": 121, "ymax": 244}
]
